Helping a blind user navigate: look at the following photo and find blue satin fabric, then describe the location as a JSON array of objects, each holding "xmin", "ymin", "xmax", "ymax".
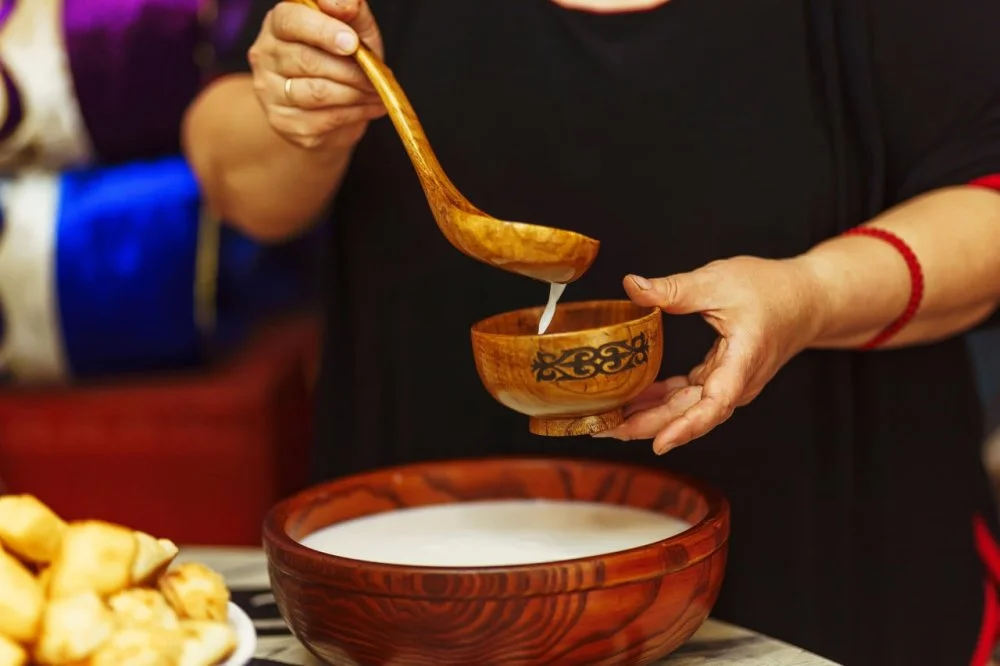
[{"xmin": 56, "ymin": 156, "xmax": 311, "ymax": 378}]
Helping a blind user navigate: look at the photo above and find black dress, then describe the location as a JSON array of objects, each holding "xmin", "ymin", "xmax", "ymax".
[{"xmin": 218, "ymin": 1, "xmax": 1000, "ymax": 664}]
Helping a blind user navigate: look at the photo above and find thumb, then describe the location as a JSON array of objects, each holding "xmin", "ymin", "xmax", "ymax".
[
  {"xmin": 623, "ymin": 272, "xmax": 714, "ymax": 315},
  {"xmin": 317, "ymin": 0, "xmax": 384, "ymax": 57}
]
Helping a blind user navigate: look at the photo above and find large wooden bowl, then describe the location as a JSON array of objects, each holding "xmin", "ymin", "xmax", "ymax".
[
  {"xmin": 263, "ymin": 457, "xmax": 729, "ymax": 666},
  {"xmin": 470, "ymin": 300, "xmax": 663, "ymax": 436}
]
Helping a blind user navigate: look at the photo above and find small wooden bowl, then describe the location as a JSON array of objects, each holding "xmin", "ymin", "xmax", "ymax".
[
  {"xmin": 470, "ymin": 300, "xmax": 663, "ymax": 436},
  {"xmin": 263, "ymin": 457, "xmax": 729, "ymax": 666}
]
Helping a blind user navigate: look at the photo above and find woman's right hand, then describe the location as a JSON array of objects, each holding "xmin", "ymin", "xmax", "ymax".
[{"xmin": 248, "ymin": 0, "xmax": 386, "ymax": 151}]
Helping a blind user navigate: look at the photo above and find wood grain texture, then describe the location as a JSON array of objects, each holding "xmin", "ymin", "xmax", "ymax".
[
  {"xmin": 471, "ymin": 301, "xmax": 663, "ymax": 436},
  {"xmin": 289, "ymin": 0, "xmax": 600, "ymax": 284},
  {"xmin": 264, "ymin": 457, "xmax": 729, "ymax": 666}
]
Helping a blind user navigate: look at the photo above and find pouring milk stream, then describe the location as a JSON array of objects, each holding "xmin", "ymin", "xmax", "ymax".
[{"xmin": 537, "ymin": 282, "xmax": 567, "ymax": 335}]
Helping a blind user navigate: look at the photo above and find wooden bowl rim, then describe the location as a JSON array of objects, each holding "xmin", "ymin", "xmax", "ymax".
[
  {"xmin": 470, "ymin": 300, "xmax": 660, "ymax": 342},
  {"xmin": 263, "ymin": 457, "xmax": 729, "ymax": 598}
]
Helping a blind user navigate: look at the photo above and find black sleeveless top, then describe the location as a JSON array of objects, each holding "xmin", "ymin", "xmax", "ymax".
[{"xmin": 220, "ymin": 2, "xmax": 1000, "ymax": 664}]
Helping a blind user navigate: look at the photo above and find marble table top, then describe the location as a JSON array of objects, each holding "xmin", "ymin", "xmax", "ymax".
[{"xmin": 178, "ymin": 547, "xmax": 839, "ymax": 666}]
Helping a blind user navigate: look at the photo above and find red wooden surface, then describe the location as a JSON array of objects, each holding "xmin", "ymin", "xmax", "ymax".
[{"xmin": 0, "ymin": 315, "xmax": 319, "ymax": 546}]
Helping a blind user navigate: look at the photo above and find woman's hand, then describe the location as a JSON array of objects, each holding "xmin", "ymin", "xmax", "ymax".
[
  {"xmin": 598, "ymin": 256, "xmax": 826, "ymax": 454},
  {"xmin": 248, "ymin": 0, "xmax": 386, "ymax": 150}
]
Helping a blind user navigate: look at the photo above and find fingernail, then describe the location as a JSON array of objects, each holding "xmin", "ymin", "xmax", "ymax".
[
  {"xmin": 629, "ymin": 274, "xmax": 652, "ymax": 290},
  {"xmin": 334, "ymin": 31, "xmax": 358, "ymax": 53},
  {"xmin": 653, "ymin": 441, "xmax": 674, "ymax": 455},
  {"xmin": 591, "ymin": 431, "xmax": 614, "ymax": 439}
]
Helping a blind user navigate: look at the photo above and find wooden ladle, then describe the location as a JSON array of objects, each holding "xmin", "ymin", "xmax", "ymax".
[{"xmin": 291, "ymin": 0, "xmax": 599, "ymax": 283}]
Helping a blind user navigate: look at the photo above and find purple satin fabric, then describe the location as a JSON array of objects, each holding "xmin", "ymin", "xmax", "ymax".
[
  {"xmin": 62, "ymin": 0, "xmax": 205, "ymax": 164},
  {"xmin": 0, "ymin": 0, "xmax": 14, "ymax": 25},
  {"xmin": 212, "ymin": 0, "xmax": 253, "ymax": 62}
]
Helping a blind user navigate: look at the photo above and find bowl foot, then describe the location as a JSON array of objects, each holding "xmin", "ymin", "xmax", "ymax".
[{"xmin": 529, "ymin": 409, "xmax": 624, "ymax": 437}]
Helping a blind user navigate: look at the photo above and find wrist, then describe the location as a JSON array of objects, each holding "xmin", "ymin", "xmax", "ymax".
[
  {"xmin": 294, "ymin": 134, "xmax": 359, "ymax": 168},
  {"xmin": 313, "ymin": 121, "xmax": 371, "ymax": 158},
  {"xmin": 278, "ymin": 130, "xmax": 359, "ymax": 194},
  {"xmin": 789, "ymin": 232, "xmax": 915, "ymax": 349},
  {"xmin": 782, "ymin": 254, "xmax": 837, "ymax": 350}
]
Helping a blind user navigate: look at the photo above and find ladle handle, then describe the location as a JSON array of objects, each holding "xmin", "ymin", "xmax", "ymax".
[{"xmin": 287, "ymin": 0, "xmax": 470, "ymax": 209}]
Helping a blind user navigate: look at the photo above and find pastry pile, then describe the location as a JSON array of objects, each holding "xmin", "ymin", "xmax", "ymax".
[{"xmin": 0, "ymin": 495, "xmax": 238, "ymax": 666}]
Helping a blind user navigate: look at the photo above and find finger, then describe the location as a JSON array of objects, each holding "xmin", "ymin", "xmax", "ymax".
[
  {"xmin": 736, "ymin": 385, "xmax": 762, "ymax": 407},
  {"xmin": 269, "ymin": 41, "xmax": 374, "ymax": 91},
  {"xmin": 651, "ymin": 396, "xmax": 731, "ymax": 455},
  {"xmin": 701, "ymin": 336, "xmax": 753, "ymax": 408},
  {"xmin": 270, "ymin": 3, "xmax": 361, "ymax": 57},
  {"xmin": 652, "ymin": 338, "xmax": 753, "ymax": 453},
  {"xmin": 275, "ymin": 73, "xmax": 381, "ymax": 110},
  {"xmin": 688, "ymin": 338, "xmax": 726, "ymax": 385},
  {"xmin": 624, "ymin": 376, "xmax": 689, "ymax": 416},
  {"xmin": 687, "ymin": 363, "xmax": 708, "ymax": 386},
  {"xmin": 317, "ymin": 0, "xmax": 384, "ymax": 56},
  {"xmin": 628, "ymin": 376, "xmax": 689, "ymax": 407},
  {"xmin": 623, "ymin": 271, "xmax": 718, "ymax": 315},
  {"xmin": 623, "ymin": 376, "xmax": 690, "ymax": 417},
  {"xmin": 596, "ymin": 385, "xmax": 703, "ymax": 441},
  {"xmin": 268, "ymin": 103, "xmax": 386, "ymax": 146}
]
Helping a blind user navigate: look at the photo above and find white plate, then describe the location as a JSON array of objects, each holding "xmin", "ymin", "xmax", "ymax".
[{"xmin": 221, "ymin": 601, "xmax": 257, "ymax": 666}]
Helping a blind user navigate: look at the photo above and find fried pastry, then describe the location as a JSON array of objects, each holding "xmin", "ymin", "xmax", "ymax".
[
  {"xmin": 88, "ymin": 627, "xmax": 183, "ymax": 666},
  {"xmin": 48, "ymin": 522, "xmax": 136, "ymax": 599},
  {"xmin": 35, "ymin": 568, "xmax": 51, "ymax": 597},
  {"xmin": 176, "ymin": 621, "xmax": 236, "ymax": 666},
  {"xmin": 0, "ymin": 549, "xmax": 44, "ymax": 643},
  {"xmin": 33, "ymin": 592, "xmax": 115, "ymax": 665},
  {"xmin": 0, "ymin": 496, "xmax": 67, "ymax": 565},
  {"xmin": 108, "ymin": 589, "xmax": 180, "ymax": 632},
  {"xmin": 132, "ymin": 533, "xmax": 179, "ymax": 586},
  {"xmin": 0, "ymin": 496, "xmax": 239, "ymax": 666},
  {"xmin": 158, "ymin": 564, "xmax": 229, "ymax": 622},
  {"xmin": 0, "ymin": 634, "xmax": 27, "ymax": 666}
]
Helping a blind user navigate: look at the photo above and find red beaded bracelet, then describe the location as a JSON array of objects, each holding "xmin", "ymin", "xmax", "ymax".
[
  {"xmin": 970, "ymin": 174, "xmax": 1000, "ymax": 192},
  {"xmin": 840, "ymin": 227, "xmax": 924, "ymax": 350}
]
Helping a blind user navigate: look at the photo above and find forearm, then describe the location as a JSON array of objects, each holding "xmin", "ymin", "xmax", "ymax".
[
  {"xmin": 182, "ymin": 74, "xmax": 353, "ymax": 241},
  {"xmin": 795, "ymin": 186, "xmax": 1000, "ymax": 349}
]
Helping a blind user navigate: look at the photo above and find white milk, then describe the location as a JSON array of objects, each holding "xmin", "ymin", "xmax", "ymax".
[
  {"xmin": 537, "ymin": 282, "xmax": 567, "ymax": 335},
  {"xmin": 299, "ymin": 500, "xmax": 691, "ymax": 567}
]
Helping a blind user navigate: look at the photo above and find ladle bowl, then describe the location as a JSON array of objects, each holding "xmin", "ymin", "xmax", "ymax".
[
  {"xmin": 291, "ymin": 0, "xmax": 599, "ymax": 284},
  {"xmin": 471, "ymin": 300, "xmax": 663, "ymax": 436}
]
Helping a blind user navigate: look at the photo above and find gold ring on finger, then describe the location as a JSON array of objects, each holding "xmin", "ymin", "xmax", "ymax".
[{"xmin": 284, "ymin": 77, "xmax": 294, "ymax": 103}]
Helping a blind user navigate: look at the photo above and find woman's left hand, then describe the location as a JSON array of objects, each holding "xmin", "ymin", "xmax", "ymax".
[{"xmin": 598, "ymin": 256, "xmax": 826, "ymax": 454}]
